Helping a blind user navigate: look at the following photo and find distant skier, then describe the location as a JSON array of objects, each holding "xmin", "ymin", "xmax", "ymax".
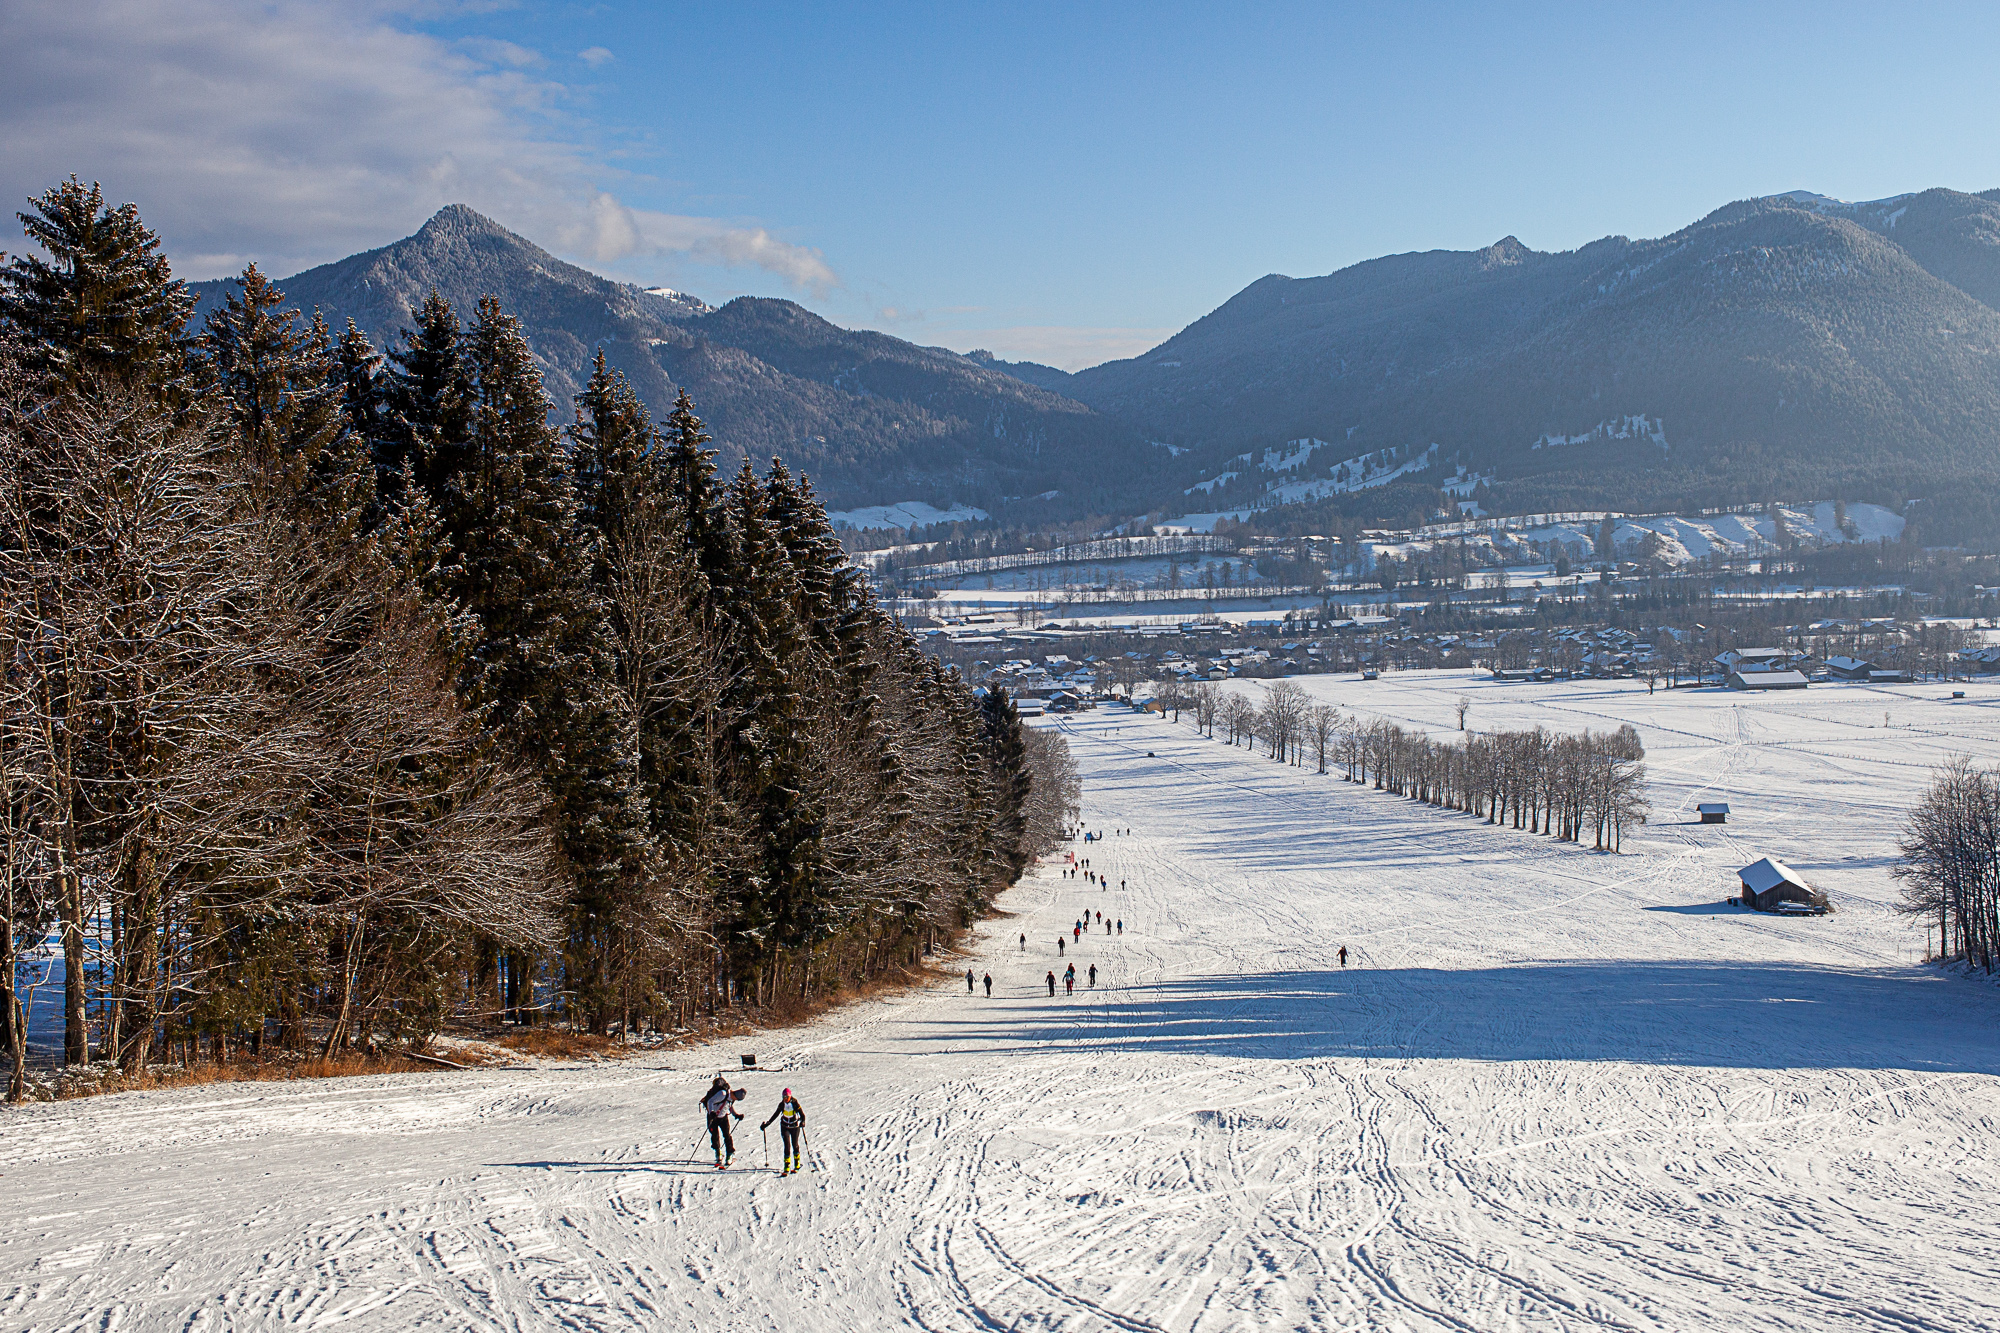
[
  {"xmin": 966, "ymin": 968, "xmax": 974, "ymax": 993},
  {"xmin": 1058, "ymin": 937, "xmax": 1065, "ymax": 957},
  {"xmin": 1047, "ymin": 971, "xmax": 1056, "ymax": 996},
  {"xmin": 1088, "ymin": 964, "xmax": 1097, "ymax": 987},
  {"xmin": 699, "ymin": 1076, "xmax": 743, "ymax": 1169},
  {"xmin": 1064, "ymin": 967, "xmax": 1075, "ymax": 996},
  {"xmin": 1338, "ymin": 945, "xmax": 1348, "ymax": 968},
  {"xmin": 1117, "ymin": 920, "xmax": 1123, "ymax": 934},
  {"xmin": 760, "ymin": 1088, "xmax": 806, "ymax": 1175},
  {"xmin": 1073, "ymin": 924, "xmax": 1081, "ymax": 943},
  {"xmin": 983, "ymin": 972, "xmax": 993, "ymax": 996},
  {"xmin": 1019, "ymin": 933, "xmax": 1027, "ymax": 951},
  {"xmin": 1105, "ymin": 920, "xmax": 1111, "ymax": 935}
]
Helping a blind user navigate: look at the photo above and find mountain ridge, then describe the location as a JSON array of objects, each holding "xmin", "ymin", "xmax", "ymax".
[
  {"xmin": 192, "ymin": 207, "xmax": 1149, "ymax": 516},
  {"xmin": 1056, "ymin": 187, "xmax": 2000, "ymax": 525}
]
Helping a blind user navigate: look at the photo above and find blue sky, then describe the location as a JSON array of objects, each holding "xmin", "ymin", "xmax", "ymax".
[{"xmin": 7, "ymin": 1, "xmax": 2000, "ymax": 367}]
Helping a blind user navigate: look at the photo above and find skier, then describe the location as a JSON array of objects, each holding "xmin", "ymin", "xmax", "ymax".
[
  {"xmin": 967, "ymin": 968, "xmax": 975, "ymax": 993},
  {"xmin": 1073, "ymin": 924, "xmax": 1081, "ymax": 943},
  {"xmin": 1065, "ymin": 969, "xmax": 1075, "ymax": 996},
  {"xmin": 1058, "ymin": 937, "xmax": 1065, "ymax": 957},
  {"xmin": 699, "ymin": 1076, "xmax": 743, "ymax": 1169},
  {"xmin": 1339, "ymin": 945, "xmax": 1348, "ymax": 967},
  {"xmin": 1088, "ymin": 964, "xmax": 1097, "ymax": 987},
  {"xmin": 760, "ymin": 1088, "xmax": 807, "ymax": 1175},
  {"xmin": 1019, "ymin": 932, "xmax": 1027, "ymax": 951},
  {"xmin": 983, "ymin": 972, "xmax": 993, "ymax": 997},
  {"xmin": 1105, "ymin": 920, "xmax": 1111, "ymax": 935},
  {"xmin": 1116, "ymin": 919, "xmax": 1123, "ymax": 935},
  {"xmin": 1046, "ymin": 970, "xmax": 1056, "ymax": 996}
]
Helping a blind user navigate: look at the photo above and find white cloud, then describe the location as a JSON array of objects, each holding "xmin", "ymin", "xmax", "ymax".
[
  {"xmin": 931, "ymin": 327, "xmax": 1176, "ymax": 373},
  {"xmin": 566, "ymin": 193, "xmax": 837, "ymax": 297},
  {"xmin": 457, "ymin": 37, "xmax": 544, "ymax": 68},
  {"xmin": 0, "ymin": 0, "xmax": 838, "ymax": 293},
  {"xmin": 577, "ymin": 46, "xmax": 615, "ymax": 67}
]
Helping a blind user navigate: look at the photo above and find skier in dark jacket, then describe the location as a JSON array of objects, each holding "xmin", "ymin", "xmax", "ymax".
[
  {"xmin": 1046, "ymin": 970, "xmax": 1056, "ymax": 996},
  {"xmin": 760, "ymin": 1089, "xmax": 807, "ymax": 1175},
  {"xmin": 699, "ymin": 1076, "xmax": 743, "ymax": 1169},
  {"xmin": 966, "ymin": 968, "xmax": 974, "ymax": 992},
  {"xmin": 1088, "ymin": 963, "xmax": 1097, "ymax": 987},
  {"xmin": 983, "ymin": 973, "xmax": 992, "ymax": 996}
]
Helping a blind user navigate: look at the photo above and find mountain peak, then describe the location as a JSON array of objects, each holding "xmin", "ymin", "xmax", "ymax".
[
  {"xmin": 416, "ymin": 203, "xmax": 514, "ymax": 239},
  {"xmin": 1478, "ymin": 235, "xmax": 1535, "ymax": 269}
]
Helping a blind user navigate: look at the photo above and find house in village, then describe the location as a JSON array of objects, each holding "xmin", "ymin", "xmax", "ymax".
[
  {"xmin": 1697, "ymin": 803, "xmax": 1729, "ymax": 824},
  {"xmin": 1715, "ymin": 647, "xmax": 1796, "ymax": 674},
  {"xmin": 1728, "ymin": 669, "xmax": 1808, "ymax": 691}
]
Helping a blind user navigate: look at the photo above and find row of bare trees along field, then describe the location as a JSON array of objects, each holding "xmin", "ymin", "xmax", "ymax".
[{"xmin": 1156, "ymin": 681, "xmax": 1649, "ymax": 851}]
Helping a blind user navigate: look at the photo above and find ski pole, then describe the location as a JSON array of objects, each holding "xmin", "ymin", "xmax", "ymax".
[{"xmin": 763, "ymin": 1124, "xmax": 769, "ymax": 1171}]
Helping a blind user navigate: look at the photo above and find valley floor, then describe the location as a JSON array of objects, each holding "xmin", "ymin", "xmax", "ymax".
[{"xmin": 4, "ymin": 676, "xmax": 1999, "ymax": 1330}]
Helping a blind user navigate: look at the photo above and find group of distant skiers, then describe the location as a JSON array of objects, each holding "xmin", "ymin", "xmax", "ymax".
[{"xmin": 1043, "ymin": 961, "xmax": 1100, "ymax": 995}]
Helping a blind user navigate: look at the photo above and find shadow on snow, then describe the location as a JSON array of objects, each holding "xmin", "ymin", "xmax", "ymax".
[{"xmin": 934, "ymin": 960, "xmax": 2000, "ymax": 1073}]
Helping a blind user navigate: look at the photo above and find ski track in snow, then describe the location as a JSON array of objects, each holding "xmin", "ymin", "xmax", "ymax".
[{"xmin": 5, "ymin": 672, "xmax": 2000, "ymax": 1330}]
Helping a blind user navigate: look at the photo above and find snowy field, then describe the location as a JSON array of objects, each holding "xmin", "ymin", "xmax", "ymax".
[{"xmin": 4, "ymin": 675, "xmax": 2000, "ymax": 1330}]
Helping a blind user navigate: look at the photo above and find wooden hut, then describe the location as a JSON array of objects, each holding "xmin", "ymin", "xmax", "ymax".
[
  {"xmin": 1697, "ymin": 802, "xmax": 1729, "ymax": 824},
  {"xmin": 1737, "ymin": 857, "xmax": 1829, "ymax": 913}
]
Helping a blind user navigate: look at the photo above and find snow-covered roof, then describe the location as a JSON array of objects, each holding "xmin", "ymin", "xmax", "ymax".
[
  {"xmin": 1697, "ymin": 802, "xmax": 1730, "ymax": 814},
  {"xmin": 1729, "ymin": 670, "xmax": 1810, "ymax": 689},
  {"xmin": 1738, "ymin": 857, "xmax": 1809, "ymax": 893}
]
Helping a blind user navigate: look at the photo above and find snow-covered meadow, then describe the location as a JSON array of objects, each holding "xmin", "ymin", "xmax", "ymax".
[{"xmin": 3, "ymin": 674, "xmax": 1999, "ymax": 1330}]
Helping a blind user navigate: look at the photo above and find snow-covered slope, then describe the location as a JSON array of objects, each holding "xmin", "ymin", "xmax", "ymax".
[
  {"xmin": 824, "ymin": 500, "xmax": 990, "ymax": 531},
  {"xmin": 1397, "ymin": 502, "xmax": 1908, "ymax": 567},
  {"xmin": 4, "ymin": 677, "xmax": 1998, "ymax": 1329}
]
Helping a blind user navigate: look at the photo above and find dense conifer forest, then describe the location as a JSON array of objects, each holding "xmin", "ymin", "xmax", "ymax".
[{"xmin": 0, "ymin": 180, "xmax": 1078, "ymax": 1096}]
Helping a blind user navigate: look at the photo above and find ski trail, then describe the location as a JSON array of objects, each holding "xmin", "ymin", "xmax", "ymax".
[{"xmin": 6, "ymin": 686, "xmax": 2000, "ymax": 1330}]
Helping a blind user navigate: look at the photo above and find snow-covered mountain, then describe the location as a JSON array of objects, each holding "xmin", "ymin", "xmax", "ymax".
[
  {"xmin": 191, "ymin": 207, "xmax": 1148, "ymax": 516},
  {"xmin": 1052, "ymin": 187, "xmax": 2000, "ymax": 530}
]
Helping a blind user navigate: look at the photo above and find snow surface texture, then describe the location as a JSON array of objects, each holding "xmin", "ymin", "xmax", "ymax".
[
  {"xmin": 825, "ymin": 501, "xmax": 990, "ymax": 531},
  {"xmin": 5, "ymin": 674, "xmax": 2000, "ymax": 1330}
]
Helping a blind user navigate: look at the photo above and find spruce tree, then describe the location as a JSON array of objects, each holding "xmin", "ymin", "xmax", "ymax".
[
  {"xmin": 660, "ymin": 389, "xmax": 733, "ymax": 587},
  {"xmin": 381, "ymin": 290, "xmax": 473, "ymax": 515},
  {"xmin": 201, "ymin": 265, "xmax": 365, "ymax": 516},
  {"xmin": 440, "ymin": 299, "xmax": 647, "ymax": 1028},
  {"xmin": 720, "ymin": 460, "xmax": 821, "ymax": 958},
  {"xmin": 569, "ymin": 353, "xmax": 714, "ymax": 864},
  {"xmin": 0, "ymin": 177, "xmax": 192, "ymax": 387},
  {"xmin": 979, "ymin": 686, "xmax": 1033, "ymax": 882}
]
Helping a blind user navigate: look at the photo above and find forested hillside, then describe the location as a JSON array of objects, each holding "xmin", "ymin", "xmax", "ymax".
[{"xmin": 0, "ymin": 179, "xmax": 1078, "ymax": 1092}]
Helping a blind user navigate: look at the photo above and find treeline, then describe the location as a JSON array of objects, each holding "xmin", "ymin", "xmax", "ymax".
[
  {"xmin": 0, "ymin": 180, "xmax": 1077, "ymax": 1094},
  {"xmin": 1158, "ymin": 682, "xmax": 1648, "ymax": 851},
  {"xmin": 1896, "ymin": 757, "xmax": 2000, "ymax": 971}
]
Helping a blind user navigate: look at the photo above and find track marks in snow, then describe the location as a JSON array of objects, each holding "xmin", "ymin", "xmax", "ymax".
[{"xmin": 8, "ymin": 686, "xmax": 2000, "ymax": 1330}]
